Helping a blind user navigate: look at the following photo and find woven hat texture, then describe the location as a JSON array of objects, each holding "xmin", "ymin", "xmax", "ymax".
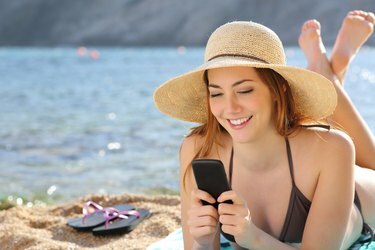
[{"xmin": 154, "ymin": 21, "xmax": 337, "ymax": 123}]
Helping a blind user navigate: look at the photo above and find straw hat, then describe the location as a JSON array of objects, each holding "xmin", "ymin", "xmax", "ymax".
[{"xmin": 153, "ymin": 21, "xmax": 337, "ymax": 123}]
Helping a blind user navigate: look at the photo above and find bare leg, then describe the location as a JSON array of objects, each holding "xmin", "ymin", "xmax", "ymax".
[
  {"xmin": 299, "ymin": 19, "xmax": 375, "ymax": 170},
  {"xmin": 331, "ymin": 10, "xmax": 375, "ymax": 84}
]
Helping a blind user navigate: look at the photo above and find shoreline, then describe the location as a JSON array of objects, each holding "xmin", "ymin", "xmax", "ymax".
[
  {"xmin": 0, "ymin": 193, "xmax": 181, "ymax": 249},
  {"xmin": 0, "ymin": 186, "xmax": 179, "ymax": 210}
]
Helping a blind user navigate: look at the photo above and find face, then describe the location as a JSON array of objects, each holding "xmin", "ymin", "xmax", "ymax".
[{"xmin": 207, "ymin": 66, "xmax": 276, "ymax": 143}]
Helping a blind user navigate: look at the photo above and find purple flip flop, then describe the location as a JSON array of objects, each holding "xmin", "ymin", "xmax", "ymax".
[
  {"xmin": 67, "ymin": 201, "xmax": 135, "ymax": 231},
  {"xmin": 92, "ymin": 208, "xmax": 151, "ymax": 236}
]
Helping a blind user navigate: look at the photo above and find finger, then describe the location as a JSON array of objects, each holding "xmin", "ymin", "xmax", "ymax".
[
  {"xmin": 190, "ymin": 225, "xmax": 218, "ymax": 237},
  {"xmin": 218, "ymin": 203, "xmax": 248, "ymax": 217},
  {"xmin": 191, "ymin": 189, "xmax": 216, "ymax": 207},
  {"xmin": 188, "ymin": 213, "xmax": 218, "ymax": 228},
  {"xmin": 188, "ymin": 205, "xmax": 219, "ymax": 221},
  {"xmin": 221, "ymin": 224, "xmax": 238, "ymax": 236},
  {"xmin": 217, "ymin": 190, "xmax": 245, "ymax": 205},
  {"xmin": 219, "ymin": 214, "xmax": 238, "ymax": 226}
]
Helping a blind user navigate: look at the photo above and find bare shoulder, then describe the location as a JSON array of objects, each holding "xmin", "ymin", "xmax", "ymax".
[
  {"xmin": 290, "ymin": 127, "xmax": 355, "ymax": 173},
  {"xmin": 297, "ymin": 128, "xmax": 357, "ymax": 249},
  {"xmin": 297, "ymin": 127, "xmax": 355, "ymax": 155},
  {"xmin": 180, "ymin": 131, "xmax": 231, "ymax": 169},
  {"xmin": 179, "ymin": 134, "xmax": 205, "ymax": 171},
  {"xmin": 290, "ymin": 127, "xmax": 355, "ymax": 200}
]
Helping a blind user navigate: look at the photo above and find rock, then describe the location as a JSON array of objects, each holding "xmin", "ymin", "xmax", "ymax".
[{"xmin": 0, "ymin": 0, "xmax": 374, "ymax": 46}]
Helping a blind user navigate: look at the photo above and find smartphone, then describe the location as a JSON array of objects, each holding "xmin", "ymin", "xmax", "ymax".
[
  {"xmin": 192, "ymin": 159, "xmax": 235, "ymax": 242},
  {"xmin": 192, "ymin": 159, "xmax": 232, "ymax": 208}
]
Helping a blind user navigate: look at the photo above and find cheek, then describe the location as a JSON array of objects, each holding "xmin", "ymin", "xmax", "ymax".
[
  {"xmin": 262, "ymin": 97, "xmax": 276, "ymax": 121},
  {"xmin": 246, "ymin": 96, "xmax": 263, "ymax": 110},
  {"xmin": 209, "ymin": 99, "xmax": 221, "ymax": 117},
  {"xmin": 251, "ymin": 94, "xmax": 274, "ymax": 116}
]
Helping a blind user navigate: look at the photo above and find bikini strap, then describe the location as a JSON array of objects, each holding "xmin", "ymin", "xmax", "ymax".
[
  {"xmin": 284, "ymin": 124, "xmax": 329, "ymax": 184},
  {"xmin": 285, "ymin": 137, "xmax": 296, "ymax": 186},
  {"xmin": 301, "ymin": 124, "xmax": 331, "ymax": 130},
  {"xmin": 286, "ymin": 124, "xmax": 330, "ymax": 184},
  {"xmin": 230, "ymin": 139, "xmax": 296, "ymax": 187},
  {"xmin": 229, "ymin": 147, "xmax": 234, "ymax": 188}
]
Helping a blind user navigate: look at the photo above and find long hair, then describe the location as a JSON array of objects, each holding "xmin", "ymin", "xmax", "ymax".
[{"xmin": 182, "ymin": 68, "xmax": 303, "ymax": 192}]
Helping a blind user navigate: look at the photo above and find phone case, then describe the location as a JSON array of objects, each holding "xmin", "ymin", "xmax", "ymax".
[
  {"xmin": 192, "ymin": 159, "xmax": 231, "ymax": 208},
  {"xmin": 191, "ymin": 159, "xmax": 236, "ymax": 243}
]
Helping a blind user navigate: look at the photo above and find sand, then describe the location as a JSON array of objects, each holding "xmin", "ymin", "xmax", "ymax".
[{"xmin": 0, "ymin": 194, "xmax": 181, "ymax": 250}]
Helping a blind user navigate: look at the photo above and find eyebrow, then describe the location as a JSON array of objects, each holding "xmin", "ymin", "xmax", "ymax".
[{"xmin": 208, "ymin": 79, "xmax": 254, "ymax": 89}]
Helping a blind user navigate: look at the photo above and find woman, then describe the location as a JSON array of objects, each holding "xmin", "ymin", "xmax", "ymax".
[{"xmin": 153, "ymin": 11, "xmax": 375, "ymax": 249}]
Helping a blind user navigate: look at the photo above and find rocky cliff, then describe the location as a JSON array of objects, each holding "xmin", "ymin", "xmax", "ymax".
[{"xmin": 0, "ymin": 0, "xmax": 374, "ymax": 46}]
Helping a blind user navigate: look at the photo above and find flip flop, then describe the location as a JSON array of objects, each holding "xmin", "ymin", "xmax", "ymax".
[
  {"xmin": 92, "ymin": 208, "xmax": 151, "ymax": 236},
  {"xmin": 67, "ymin": 201, "xmax": 135, "ymax": 231}
]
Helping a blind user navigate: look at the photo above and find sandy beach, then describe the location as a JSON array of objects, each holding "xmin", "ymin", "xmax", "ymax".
[{"xmin": 0, "ymin": 194, "xmax": 181, "ymax": 250}]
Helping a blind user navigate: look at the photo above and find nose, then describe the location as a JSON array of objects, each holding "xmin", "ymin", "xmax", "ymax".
[{"xmin": 225, "ymin": 94, "xmax": 242, "ymax": 114}]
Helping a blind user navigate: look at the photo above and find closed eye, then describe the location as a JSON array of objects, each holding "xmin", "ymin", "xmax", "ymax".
[
  {"xmin": 210, "ymin": 93, "xmax": 223, "ymax": 98},
  {"xmin": 238, "ymin": 89, "xmax": 253, "ymax": 94}
]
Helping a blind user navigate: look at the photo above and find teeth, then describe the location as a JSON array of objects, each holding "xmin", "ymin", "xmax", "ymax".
[{"xmin": 229, "ymin": 116, "xmax": 252, "ymax": 125}]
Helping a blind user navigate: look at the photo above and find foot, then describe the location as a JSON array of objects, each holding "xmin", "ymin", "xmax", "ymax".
[
  {"xmin": 331, "ymin": 10, "xmax": 375, "ymax": 83},
  {"xmin": 298, "ymin": 20, "xmax": 331, "ymax": 77}
]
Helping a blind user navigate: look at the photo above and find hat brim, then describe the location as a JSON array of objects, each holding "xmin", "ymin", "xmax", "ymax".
[{"xmin": 154, "ymin": 57, "xmax": 337, "ymax": 123}]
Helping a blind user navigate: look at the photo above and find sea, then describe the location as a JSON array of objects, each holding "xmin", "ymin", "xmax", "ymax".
[{"xmin": 0, "ymin": 47, "xmax": 374, "ymax": 204}]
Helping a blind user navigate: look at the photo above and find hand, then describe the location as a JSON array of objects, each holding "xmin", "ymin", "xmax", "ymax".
[
  {"xmin": 217, "ymin": 190, "xmax": 254, "ymax": 248},
  {"xmin": 187, "ymin": 189, "xmax": 219, "ymax": 247}
]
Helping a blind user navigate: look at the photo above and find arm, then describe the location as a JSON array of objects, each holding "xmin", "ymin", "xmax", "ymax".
[
  {"xmin": 300, "ymin": 130, "xmax": 357, "ymax": 249},
  {"xmin": 217, "ymin": 131, "xmax": 358, "ymax": 249},
  {"xmin": 329, "ymin": 72, "xmax": 375, "ymax": 169},
  {"xmin": 180, "ymin": 136, "xmax": 221, "ymax": 250}
]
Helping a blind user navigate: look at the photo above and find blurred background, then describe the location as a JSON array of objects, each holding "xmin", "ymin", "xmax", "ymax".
[
  {"xmin": 0, "ymin": 0, "xmax": 374, "ymax": 208},
  {"xmin": 0, "ymin": 0, "xmax": 374, "ymax": 46}
]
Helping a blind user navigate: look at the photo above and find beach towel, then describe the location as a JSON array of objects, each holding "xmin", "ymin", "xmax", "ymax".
[{"xmin": 147, "ymin": 228, "xmax": 375, "ymax": 250}]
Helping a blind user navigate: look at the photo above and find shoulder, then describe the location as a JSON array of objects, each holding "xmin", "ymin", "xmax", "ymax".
[
  {"xmin": 289, "ymin": 128, "xmax": 355, "ymax": 199},
  {"xmin": 180, "ymin": 133, "xmax": 204, "ymax": 154},
  {"xmin": 179, "ymin": 131, "xmax": 232, "ymax": 168},
  {"xmin": 321, "ymin": 128, "xmax": 354, "ymax": 154},
  {"xmin": 179, "ymin": 134, "xmax": 204, "ymax": 169},
  {"xmin": 297, "ymin": 127, "xmax": 354, "ymax": 154},
  {"xmin": 298, "ymin": 128, "xmax": 356, "ymax": 249},
  {"xmin": 296, "ymin": 127, "xmax": 355, "ymax": 169}
]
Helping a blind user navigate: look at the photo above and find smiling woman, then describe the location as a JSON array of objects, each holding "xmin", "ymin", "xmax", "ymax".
[
  {"xmin": 153, "ymin": 17, "xmax": 375, "ymax": 250},
  {"xmin": 207, "ymin": 66, "xmax": 300, "ymax": 142},
  {"xmin": 207, "ymin": 67, "xmax": 275, "ymax": 143}
]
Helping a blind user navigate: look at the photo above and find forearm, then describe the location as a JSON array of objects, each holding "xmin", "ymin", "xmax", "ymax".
[
  {"xmin": 340, "ymin": 205, "xmax": 363, "ymax": 250},
  {"xmin": 192, "ymin": 242, "xmax": 219, "ymax": 250},
  {"xmin": 191, "ymin": 230, "xmax": 221, "ymax": 250},
  {"xmin": 192, "ymin": 241, "xmax": 211, "ymax": 250},
  {"xmin": 325, "ymin": 69, "xmax": 375, "ymax": 168},
  {"xmin": 330, "ymin": 79, "xmax": 375, "ymax": 168}
]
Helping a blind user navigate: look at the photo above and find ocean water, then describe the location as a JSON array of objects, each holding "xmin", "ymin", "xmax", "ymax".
[{"xmin": 0, "ymin": 47, "xmax": 374, "ymax": 203}]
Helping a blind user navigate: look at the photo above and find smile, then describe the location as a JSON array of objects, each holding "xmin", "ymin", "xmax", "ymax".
[{"xmin": 228, "ymin": 115, "xmax": 253, "ymax": 126}]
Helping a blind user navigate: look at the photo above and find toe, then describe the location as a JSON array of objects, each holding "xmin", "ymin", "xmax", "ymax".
[{"xmin": 365, "ymin": 12, "xmax": 375, "ymax": 24}]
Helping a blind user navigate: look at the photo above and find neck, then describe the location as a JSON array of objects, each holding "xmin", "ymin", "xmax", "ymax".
[{"xmin": 232, "ymin": 131, "xmax": 286, "ymax": 172}]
